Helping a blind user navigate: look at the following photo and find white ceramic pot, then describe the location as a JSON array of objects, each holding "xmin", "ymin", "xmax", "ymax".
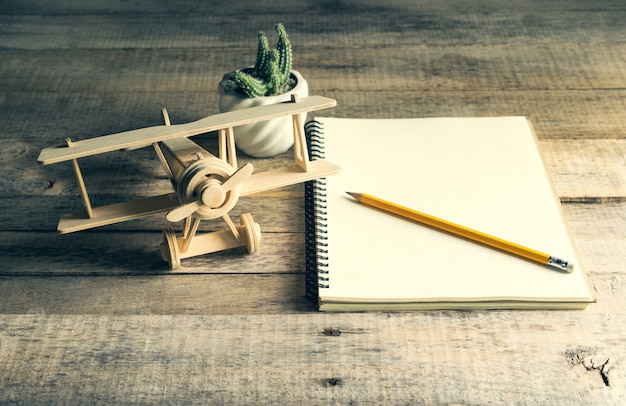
[{"xmin": 218, "ymin": 69, "xmax": 309, "ymax": 158}]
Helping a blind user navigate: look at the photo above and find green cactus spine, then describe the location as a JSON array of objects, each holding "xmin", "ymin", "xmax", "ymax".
[{"xmin": 226, "ymin": 24, "xmax": 294, "ymax": 98}]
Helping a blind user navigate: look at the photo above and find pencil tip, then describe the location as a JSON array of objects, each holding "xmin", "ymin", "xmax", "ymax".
[{"xmin": 346, "ymin": 192, "xmax": 362, "ymax": 201}]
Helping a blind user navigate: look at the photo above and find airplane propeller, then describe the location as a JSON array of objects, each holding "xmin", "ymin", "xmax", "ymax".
[{"xmin": 166, "ymin": 163, "xmax": 254, "ymax": 223}]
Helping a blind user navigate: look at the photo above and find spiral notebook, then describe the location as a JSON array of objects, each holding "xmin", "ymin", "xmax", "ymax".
[{"xmin": 305, "ymin": 117, "xmax": 595, "ymax": 312}]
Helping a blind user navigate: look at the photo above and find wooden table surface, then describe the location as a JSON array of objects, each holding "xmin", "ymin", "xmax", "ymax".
[{"xmin": 1, "ymin": 0, "xmax": 625, "ymax": 404}]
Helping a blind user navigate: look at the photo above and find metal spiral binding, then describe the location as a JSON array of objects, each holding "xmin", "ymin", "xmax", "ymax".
[{"xmin": 304, "ymin": 120, "xmax": 331, "ymax": 304}]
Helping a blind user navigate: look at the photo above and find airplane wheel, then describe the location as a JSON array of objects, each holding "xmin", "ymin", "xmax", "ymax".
[
  {"xmin": 240, "ymin": 213, "xmax": 261, "ymax": 254},
  {"xmin": 161, "ymin": 226, "xmax": 181, "ymax": 269}
]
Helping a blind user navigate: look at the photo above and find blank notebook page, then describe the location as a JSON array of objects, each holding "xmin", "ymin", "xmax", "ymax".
[{"xmin": 317, "ymin": 116, "xmax": 594, "ymax": 306}]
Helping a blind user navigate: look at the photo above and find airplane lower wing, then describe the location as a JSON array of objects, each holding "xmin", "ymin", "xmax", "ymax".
[
  {"xmin": 240, "ymin": 160, "xmax": 341, "ymax": 196},
  {"xmin": 56, "ymin": 159, "xmax": 340, "ymax": 234},
  {"xmin": 57, "ymin": 193, "xmax": 180, "ymax": 234}
]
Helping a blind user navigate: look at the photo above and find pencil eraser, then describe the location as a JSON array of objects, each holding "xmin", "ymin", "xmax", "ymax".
[{"xmin": 548, "ymin": 256, "xmax": 573, "ymax": 273}]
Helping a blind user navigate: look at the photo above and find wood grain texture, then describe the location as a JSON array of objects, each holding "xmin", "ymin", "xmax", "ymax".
[
  {"xmin": 0, "ymin": 313, "xmax": 624, "ymax": 404},
  {"xmin": 1, "ymin": 0, "xmax": 625, "ymax": 403}
]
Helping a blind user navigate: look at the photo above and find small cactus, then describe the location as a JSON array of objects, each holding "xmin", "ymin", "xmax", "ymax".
[{"xmin": 225, "ymin": 23, "xmax": 295, "ymax": 97}]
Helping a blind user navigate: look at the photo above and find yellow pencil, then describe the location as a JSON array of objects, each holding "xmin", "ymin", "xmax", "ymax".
[{"xmin": 347, "ymin": 192, "xmax": 573, "ymax": 273}]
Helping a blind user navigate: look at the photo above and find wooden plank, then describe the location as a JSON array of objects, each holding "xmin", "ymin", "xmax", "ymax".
[
  {"xmin": 0, "ymin": 312, "xmax": 623, "ymax": 404},
  {"xmin": 6, "ymin": 136, "xmax": 623, "ymax": 204},
  {"xmin": 0, "ymin": 274, "xmax": 313, "ymax": 315},
  {"xmin": 0, "ymin": 194, "xmax": 307, "ymax": 233},
  {"xmin": 322, "ymin": 90, "xmax": 626, "ymax": 140},
  {"xmin": 4, "ymin": 44, "xmax": 626, "ymax": 95},
  {"xmin": 0, "ymin": 202, "xmax": 623, "ymax": 276},
  {"xmin": 0, "ymin": 251, "xmax": 622, "ymax": 315},
  {"xmin": 562, "ymin": 202, "xmax": 626, "ymax": 273},
  {"xmin": 0, "ymin": 222, "xmax": 626, "ymax": 314},
  {"xmin": 0, "ymin": 231, "xmax": 306, "ymax": 276},
  {"xmin": 2, "ymin": 2, "xmax": 625, "ymax": 51},
  {"xmin": 540, "ymin": 140, "xmax": 626, "ymax": 201},
  {"xmin": 3, "ymin": 0, "xmax": 619, "ymax": 16},
  {"xmin": 3, "ymin": 91, "xmax": 625, "ymax": 180}
]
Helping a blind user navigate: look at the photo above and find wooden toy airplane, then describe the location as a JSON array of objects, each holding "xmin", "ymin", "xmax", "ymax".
[{"xmin": 38, "ymin": 95, "xmax": 340, "ymax": 269}]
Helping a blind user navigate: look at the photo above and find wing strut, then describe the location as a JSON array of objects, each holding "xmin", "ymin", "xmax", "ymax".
[
  {"xmin": 66, "ymin": 137, "xmax": 94, "ymax": 218},
  {"xmin": 291, "ymin": 94, "xmax": 311, "ymax": 172},
  {"xmin": 152, "ymin": 108, "xmax": 176, "ymax": 182}
]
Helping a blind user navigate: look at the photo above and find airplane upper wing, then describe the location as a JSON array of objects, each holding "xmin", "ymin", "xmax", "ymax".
[{"xmin": 38, "ymin": 96, "xmax": 336, "ymax": 165}]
